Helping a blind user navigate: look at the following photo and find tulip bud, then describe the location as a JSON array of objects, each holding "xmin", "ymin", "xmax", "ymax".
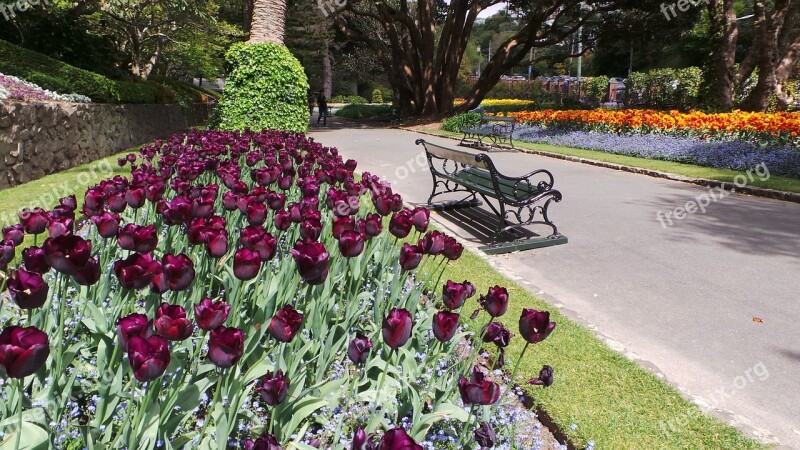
[
  {"xmin": 379, "ymin": 428, "xmax": 422, "ymax": 450},
  {"xmin": 290, "ymin": 240, "xmax": 329, "ymax": 285},
  {"xmin": 382, "ymin": 308, "xmax": 413, "ymax": 349},
  {"xmin": 8, "ymin": 269, "xmax": 49, "ymax": 310},
  {"xmin": 194, "ymin": 298, "xmax": 230, "ymax": 331},
  {"xmin": 233, "ymin": 248, "xmax": 262, "ymax": 281},
  {"xmin": 459, "ymin": 366, "xmax": 500, "ymax": 405},
  {"xmin": 154, "ymin": 303, "xmax": 193, "ymax": 341},
  {"xmin": 351, "ymin": 427, "xmax": 367, "ymax": 450},
  {"xmin": 267, "ymin": 305, "xmax": 304, "ymax": 343},
  {"xmin": 432, "ymin": 311, "xmax": 459, "ymax": 343},
  {"xmin": 347, "ymin": 333, "xmax": 373, "ymax": 364},
  {"xmin": 208, "ymin": 326, "xmax": 244, "ymax": 368},
  {"xmin": 399, "ymin": 244, "xmax": 423, "ymax": 271},
  {"xmin": 127, "ymin": 335, "xmax": 170, "ymax": 382},
  {"xmin": 528, "ymin": 365, "xmax": 555, "ymax": 387},
  {"xmin": 116, "ymin": 313, "xmax": 153, "ymax": 352},
  {"xmin": 481, "ymin": 286, "xmax": 509, "ymax": 318},
  {"xmin": 0, "ymin": 326, "xmax": 50, "ymax": 379},
  {"xmin": 256, "ymin": 370, "xmax": 289, "ymax": 406},
  {"xmin": 518, "ymin": 309, "xmax": 556, "ymax": 344},
  {"xmin": 475, "ymin": 421, "xmax": 497, "ymax": 448},
  {"xmin": 22, "ymin": 246, "xmax": 50, "ymax": 274}
]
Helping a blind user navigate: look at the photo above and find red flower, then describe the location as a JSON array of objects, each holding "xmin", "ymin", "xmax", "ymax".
[
  {"xmin": 194, "ymin": 298, "xmax": 230, "ymax": 331},
  {"xmin": 208, "ymin": 326, "xmax": 244, "ymax": 368},
  {"xmin": 154, "ymin": 303, "xmax": 193, "ymax": 341},
  {"xmin": 127, "ymin": 335, "xmax": 170, "ymax": 382},
  {"xmin": 267, "ymin": 305, "xmax": 304, "ymax": 343},
  {"xmin": 256, "ymin": 370, "xmax": 290, "ymax": 406},
  {"xmin": 8, "ymin": 269, "xmax": 49, "ymax": 310},
  {"xmin": 0, "ymin": 326, "xmax": 50, "ymax": 379},
  {"xmin": 382, "ymin": 308, "xmax": 413, "ymax": 349},
  {"xmin": 442, "ymin": 236, "xmax": 463, "ymax": 260},
  {"xmin": 116, "ymin": 313, "xmax": 153, "ymax": 352},
  {"xmin": 459, "ymin": 366, "xmax": 500, "ymax": 405},
  {"xmin": 432, "ymin": 311, "xmax": 459, "ymax": 342}
]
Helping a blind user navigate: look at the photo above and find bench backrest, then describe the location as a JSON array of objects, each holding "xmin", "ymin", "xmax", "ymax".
[
  {"xmin": 416, "ymin": 139, "xmax": 490, "ymax": 170},
  {"xmin": 481, "ymin": 115, "xmax": 515, "ymax": 123}
]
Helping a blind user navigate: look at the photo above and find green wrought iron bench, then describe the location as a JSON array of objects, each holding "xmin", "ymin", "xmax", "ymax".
[
  {"xmin": 460, "ymin": 115, "xmax": 516, "ymax": 149},
  {"xmin": 417, "ymin": 139, "xmax": 566, "ymax": 254}
]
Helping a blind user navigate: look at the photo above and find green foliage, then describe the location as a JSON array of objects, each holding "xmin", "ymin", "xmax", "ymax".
[
  {"xmin": 330, "ymin": 95, "xmax": 369, "ymax": 104},
  {"xmin": 625, "ymin": 67, "xmax": 702, "ymax": 110},
  {"xmin": 216, "ymin": 43, "xmax": 310, "ymax": 133},
  {"xmin": 334, "ymin": 104, "xmax": 392, "ymax": 119},
  {"xmin": 583, "ymin": 76, "xmax": 609, "ymax": 106},
  {"xmin": 478, "ymin": 102, "xmax": 537, "ymax": 114},
  {"xmin": 371, "ymin": 88, "xmax": 384, "ymax": 104},
  {"xmin": 441, "ymin": 112, "xmax": 482, "ymax": 132},
  {"xmin": 0, "ymin": 39, "xmax": 158, "ymax": 104}
]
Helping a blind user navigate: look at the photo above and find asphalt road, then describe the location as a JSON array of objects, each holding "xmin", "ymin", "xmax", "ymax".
[{"xmin": 309, "ymin": 120, "xmax": 800, "ymax": 448}]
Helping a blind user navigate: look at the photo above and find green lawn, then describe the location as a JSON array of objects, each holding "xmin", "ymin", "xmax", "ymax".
[
  {"xmin": 419, "ymin": 128, "xmax": 800, "ymax": 194},
  {"xmin": 435, "ymin": 245, "xmax": 766, "ymax": 449}
]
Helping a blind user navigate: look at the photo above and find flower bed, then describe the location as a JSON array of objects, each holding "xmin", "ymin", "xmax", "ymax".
[
  {"xmin": 0, "ymin": 129, "xmax": 559, "ymax": 449},
  {"xmin": 509, "ymin": 109, "xmax": 800, "ymax": 148},
  {"xmin": 0, "ymin": 73, "xmax": 91, "ymax": 103}
]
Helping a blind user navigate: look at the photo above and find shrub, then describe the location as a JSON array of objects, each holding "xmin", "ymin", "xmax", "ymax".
[
  {"xmin": 583, "ymin": 76, "xmax": 609, "ymax": 106},
  {"xmin": 624, "ymin": 67, "xmax": 702, "ymax": 110},
  {"xmin": 216, "ymin": 42, "xmax": 309, "ymax": 132},
  {"xmin": 0, "ymin": 39, "xmax": 159, "ymax": 104},
  {"xmin": 372, "ymin": 88, "xmax": 384, "ymax": 104},
  {"xmin": 330, "ymin": 95, "xmax": 368, "ymax": 104},
  {"xmin": 441, "ymin": 112, "xmax": 481, "ymax": 132},
  {"xmin": 334, "ymin": 104, "xmax": 392, "ymax": 119}
]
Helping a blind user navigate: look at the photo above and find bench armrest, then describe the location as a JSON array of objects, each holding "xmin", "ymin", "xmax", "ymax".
[{"xmin": 496, "ymin": 168, "xmax": 555, "ymax": 190}]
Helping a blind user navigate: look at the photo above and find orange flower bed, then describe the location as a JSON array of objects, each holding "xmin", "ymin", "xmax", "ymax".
[{"xmin": 509, "ymin": 109, "xmax": 800, "ymax": 135}]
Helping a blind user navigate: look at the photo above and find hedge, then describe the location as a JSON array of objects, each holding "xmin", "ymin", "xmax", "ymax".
[{"xmin": 0, "ymin": 39, "xmax": 159, "ymax": 104}]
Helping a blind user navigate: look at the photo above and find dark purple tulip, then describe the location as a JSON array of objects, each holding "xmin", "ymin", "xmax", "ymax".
[
  {"xmin": 299, "ymin": 218, "xmax": 321, "ymax": 241},
  {"xmin": 267, "ymin": 191, "xmax": 286, "ymax": 210},
  {"xmin": 208, "ymin": 326, "xmax": 244, "ymax": 368},
  {"xmin": 418, "ymin": 231, "xmax": 445, "ymax": 255},
  {"xmin": 382, "ymin": 308, "xmax": 413, "ymax": 349},
  {"xmin": 194, "ymin": 298, "xmax": 230, "ymax": 331},
  {"xmin": 222, "ymin": 192, "xmax": 239, "ymax": 211},
  {"xmin": 528, "ymin": 365, "xmax": 554, "ymax": 387},
  {"xmin": 127, "ymin": 335, "xmax": 170, "ymax": 382},
  {"xmin": 290, "ymin": 240, "xmax": 329, "ymax": 285},
  {"xmin": 442, "ymin": 280, "xmax": 474, "ymax": 310},
  {"xmin": 233, "ymin": 248, "xmax": 262, "ymax": 280},
  {"xmin": 338, "ymin": 231, "xmax": 365, "ymax": 258},
  {"xmin": 256, "ymin": 370, "xmax": 290, "ymax": 406},
  {"xmin": 125, "ymin": 188, "xmax": 146, "ymax": 209},
  {"xmin": 161, "ymin": 253, "xmax": 195, "ymax": 291},
  {"xmin": 278, "ymin": 175, "xmax": 293, "ymax": 191},
  {"xmin": 19, "ymin": 208, "xmax": 48, "ymax": 235},
  {"xmin": 22, "ymin": 246, "xmax": 50, "ymax": 274},
  {"xmin": 0, "ymin": 326, "xmax": 50, "ymax": 379},
  {"xmin": 206, "ymin": 230, "xmax": 228, "ymax": 258},
  {"xmin": 113, "ymin": 253, "xmax": 161, "ymax": 290},
  {"xmin": 106, "ymin": 192, "xmax": 127, "ymax": 213},
  {"xmin": 443, "ymin": 236, "xmax": 463, "ymax": 260},
  {"xmin": 60, "ymin": 195, "xmax": 77, "ymax": 211},
  {"xmin": 8, "ymin": 269, "xmax": 49, "ymax": 310},
  {"xmin": 3, "ymin": 224, "xmax": 24, "ymax": 246},
  {"xmin": 519, "ymin": 309, "xmax": 556, "ymax": 344},
  {"xmin": 154, "ymin": 303, "xmax": 193, "ymax": 341},
  {"xmin": 43, "ymin": 235, "xmax": 92, "ymax": 277},
  {"xmin": 364, "ymin": 213, "xmax": 382, "ymax": 237},
  {"xmin": 91, "ymin": 212, "xmax": 121, "ymax": 238},
  {"xmin": 459, "ymin": 366, "xmax": 501, "ymax": 405},
  {"xmin": 246, "ymin": 201, "xmax": 268, "ymax": 226},
  {"xmin": 373, "ymin": 194, "xmax": 392, "ymax": 216},
  {"xmin": 352, "ymin": 427, "xmax": 367, "ymax": 450},
  {"xmin": 274, "ymin": 210, "xmax": 292, "ymax": 231},
  {"xmin": 288, "ymin": 203, "xmax": 302, "ymax": 223},
  {"xmin": 482, "ymin": 286, "xmax": 509, "ymax": 318},
  {"xmin": 482, "ymin": 322, "xmax": 512, "ymax": 348},
  {"xmin": 117, "ymin": 224, "xmax": 158, "ymax": 253},
  {"xmin": 46, "ymin": 216, "xmax": 73, "ymax": 239},
  {"xmin": 267, "ymin": 305, "xmax": 304, "ymax": 343},
  {"xmin": 73, "ymin": 257, "xmax": 100, "ymax": 286},
  {"xmin": 83, "ymin": 188, "xmax": 105, "ymax": 216},
  {"xmin": 410, "ymin": 207, "xmax": 430, "ymax": 232},
  {"xmin": 145, "ymin": 183, "xmax": 166, "ymax": 203},
  {"xmin": 389, "ymin": 210, "xmax": 413, "ymax": 239},
  {"xmin": 399, "ymin": 244, "xmax": 423, "ymax": 271},
  {"xmin": 116, "ymin": 313, "xmax": 153, "ymax": 352},
  {"xmin": 243, "ymin": 433, "xmax": 282, "ymax": 450},
  {"xmin": 379, "ymin": 428, "xmax": 422, "ymax": 450},
  {"xmin": 347, "ymin": 333, "xmax": 373, "ymax": 364},
  {"xmin": 475, "ymin": 421, "xmax": 497, "ymax": 448},
  {"xmin": 0, "ymin": 240, "xmax": 14, "ymax": 267},
  {"xmin": 432, "ymin": 311, "xmax": 459, "ymax": 342},
  {"xmin": 332, "ymin": 216, "xmax": 355, "ymax": 239}
]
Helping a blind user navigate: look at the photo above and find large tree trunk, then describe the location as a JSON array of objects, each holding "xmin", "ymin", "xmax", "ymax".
[
  {"xmin": 322, "ymin": 40, "xmax": 333, "ymax": 98},
  {"xmin": 250, "ymin": 0, "xmax": 286, "ymax": 44},
  {"xmin": 701, "ymin": 0, "xmax": 739, "ymax": 111}
]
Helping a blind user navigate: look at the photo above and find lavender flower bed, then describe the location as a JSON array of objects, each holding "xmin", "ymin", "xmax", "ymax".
[
  {"xmin": 515, "ymin": 125, "xmax": 800, "ymax": 178},
  {"xmin": 0, "ymin": 73, "xmax": 91, "ymax": 103}
]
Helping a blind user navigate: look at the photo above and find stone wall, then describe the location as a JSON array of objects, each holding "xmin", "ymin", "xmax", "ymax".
[{"xmin": 0, "ymin": 101, "xmax": 211, "ymax": 188}]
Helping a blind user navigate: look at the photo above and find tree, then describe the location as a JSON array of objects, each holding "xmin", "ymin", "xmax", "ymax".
[
  {"xmin": 333, "ymin": 0, "xmax": 628, "ymax": 116},
  {"xmin": 250, "ymin": 0, "xmax": 286, "ymax": 44},
  {"xmin": 700, "ymin": 0, "xmax": 740, "ymax": 110}
]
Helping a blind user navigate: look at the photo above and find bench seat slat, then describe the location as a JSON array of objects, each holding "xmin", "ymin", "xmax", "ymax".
[{"xmin": 458, "ymin": 168, "xmax": 539, "ymax": 201}]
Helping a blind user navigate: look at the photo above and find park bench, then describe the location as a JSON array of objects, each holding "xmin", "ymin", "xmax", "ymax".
[
  {"xmin": 416, "ymin": 139, "xmax": 567, "ymax": 254},
  {"xmin": 460, "ymin": 115, "xmax": 516, "ymax": 150}
]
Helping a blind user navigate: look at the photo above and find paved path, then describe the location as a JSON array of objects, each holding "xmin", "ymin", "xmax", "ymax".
[{"xmin": 309, "ymin": 120, "xmax": 800, "ymax": 448}]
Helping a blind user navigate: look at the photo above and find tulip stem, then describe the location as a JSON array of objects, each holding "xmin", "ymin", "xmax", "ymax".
[
  {"xmin": 370, "ymin": 348, "xmax": 393, "ymax": 419},
  {"xmin": 458, "ymin": 404, "xmax": 476, "ymax": 445},
  {"xmin": 15, "ymin": 378, "xmax": 24, "ymax": 450},
  {"xmin": 496, "ymin": 342, "xmax": 530, "ymax": 411},
  {"xmin": 331, "ymin": 367, "xmax": 358, "ymax": 448}
]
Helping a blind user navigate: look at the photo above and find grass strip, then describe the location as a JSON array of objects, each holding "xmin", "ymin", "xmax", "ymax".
[
  {"xmin": 416, "ymin": 128, "xmax": 800, "ymax": 194},
  {"xmin": 433, "ymin": 241, "xmax": 766, "ymax": 450}
]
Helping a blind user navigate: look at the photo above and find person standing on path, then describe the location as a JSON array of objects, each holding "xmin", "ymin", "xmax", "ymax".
[
  {"xmin": 308, "ymin": 91, "xmax": 316, "ymax": 118},
  {"xmin": 317, "ymin": 91, "xmax": 328, "ymax": 126}
]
